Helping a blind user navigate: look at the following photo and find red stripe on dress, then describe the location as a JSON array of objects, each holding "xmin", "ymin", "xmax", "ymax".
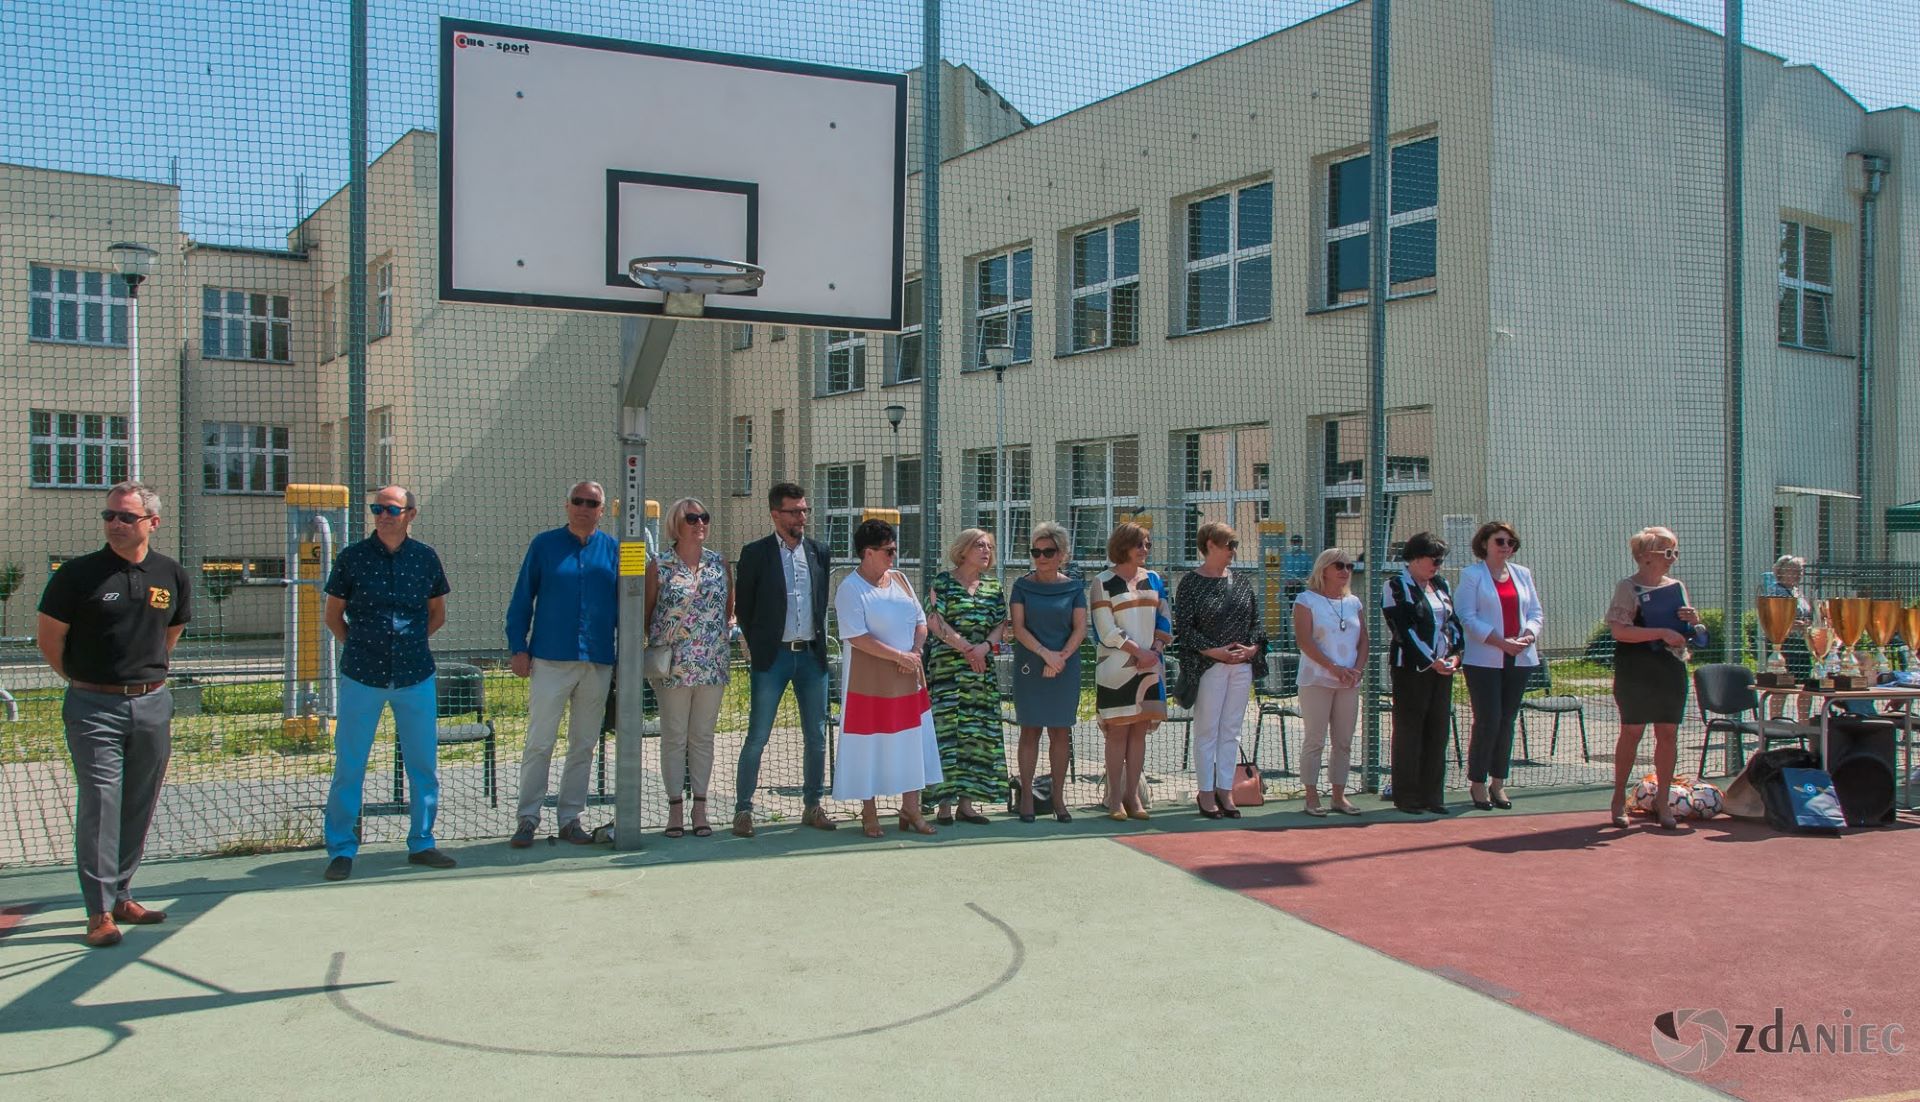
[{"xmin": 843, "ymin": 688, "xmax": 932, "ymax": 733}]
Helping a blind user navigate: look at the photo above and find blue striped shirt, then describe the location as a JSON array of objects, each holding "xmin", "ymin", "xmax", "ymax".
[{"xmin": 504, "ymin": 526, "xmax": 619, "ymax": 665}]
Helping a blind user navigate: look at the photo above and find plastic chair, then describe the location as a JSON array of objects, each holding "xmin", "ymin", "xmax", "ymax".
[
  {"xmin": 1249, "ymin": 652, "xmax": 1298, "ymax": 775},
  {"xmin": 388, "ymin": 662, "xmax": 496, "ymax": 810},
  {"xmin": 1517, "ymin": 664, "xmax": 1589, "ymax": 763},
  {"xmin": 1692, "ymin": 663, "xmax": 1814, "ymax": 777}
]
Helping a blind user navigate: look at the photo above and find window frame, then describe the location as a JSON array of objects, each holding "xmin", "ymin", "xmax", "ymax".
[
  {"xmin": 202, "ymin": 286, "xmax": 293, "ymax": 363},
  {"xmin": 971, "ymin": 246, "xmax": 1034, "ymax": 370},
  {"xmin": 1068, "ymin": 218, "xmax": 1141, "ymax": 353},
  {"xmin": 29, "ymin": 265, "xmax": 129, "ymax": 348},
  {"xmin": 1173, "ymin": 424, "xmax": 1271, "ymax": 565},
  {"xmin": 1180, "ymin": 181, "xmax": 1273, "ymax": 333},
  {"xmin": 813, "ymin": 461, "xmax": 867, "ymax": 563},
  {"xmin": 372, "ymin": 407, "xmax": 395, "ymax": 488},
  {"xmin": 888, "ymin": 277, "xmax": 924, "ymax": 384},
  {"xmin": 818, "ymin": 330, "xmax": 867, "ymax": 396},
  {"xmin": 731, "ymin": 415, "xmax": 754, "ymax": 497},
  {"xmin": 1320, "ymin": 136, "xmax": 1439, "ymax": 308},
  {"xmin": 967, "ymin": 446, "xmax": 1033, "ymax": 557},
  {"xmin": 891, "ymin": 454, "xmax": 924, "ymax": 565},
  {"xmin": 201, "ymin": 421, "xmax": 293, "ymax": 496},
  {"xmin": 1063, "ymin": 437, "xmax": 1141, "ymax": 566},
  {"xmin": 29, "ymin": 409, "xmax": 129, "ymax": 489},
  {"xmin": 371, "ymin": 260, "xmax": 393, "ymax": 341},
  {"xmin": 1778, "ymin": 219, "xmax": 1835, "ymax": 351}
]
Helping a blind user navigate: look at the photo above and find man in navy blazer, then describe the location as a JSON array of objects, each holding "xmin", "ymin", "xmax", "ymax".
[{"xmin": 731, "ymin": 481, "xmax": 836, "ymax": 836}]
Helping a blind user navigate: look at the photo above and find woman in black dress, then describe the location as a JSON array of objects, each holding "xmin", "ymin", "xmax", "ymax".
[{"xmin": 1605, "ymin": 526, "xmax": 1703, "ymax": 829}]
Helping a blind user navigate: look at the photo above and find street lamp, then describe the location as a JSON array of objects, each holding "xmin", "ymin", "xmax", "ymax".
[
  {"xmin": 884, "ymin": 403, "xmax": 907, "ymax": 507},
  {"xmin": 107, "ymin": 242, "xmax": 158, "ymax": 481},
  {"xmin": 984, "ymin": 344, "xmax": 1014, "ymax": 586}
]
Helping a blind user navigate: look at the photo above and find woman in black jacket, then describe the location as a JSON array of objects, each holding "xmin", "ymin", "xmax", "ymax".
[{"xmin": 1381, "ymin": 532, "xmax": 1464, "ymax": 814}]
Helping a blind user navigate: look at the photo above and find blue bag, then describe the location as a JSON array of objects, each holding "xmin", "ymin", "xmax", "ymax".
[{"xmin": 1779, "ymin": 767, "xmax": 1846, "ymax": 832}]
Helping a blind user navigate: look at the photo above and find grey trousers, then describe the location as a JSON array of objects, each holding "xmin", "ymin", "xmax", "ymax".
[{"xmin": 64, "ymin": 687, "xmax": 173, "ymax": 914}]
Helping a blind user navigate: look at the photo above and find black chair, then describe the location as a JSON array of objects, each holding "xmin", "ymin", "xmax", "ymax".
[
  {"xmin": 1517, "ymin": 664, "xmax": 1589, "ymax": 762},
  {"xmin": 386, "ymin": 662, "xmax": 497, "ymax": 811},
  {"xmin": 1692, "ymin": 663, "xmax": 1814, "ymax": 777},
  {"xmin": 1249, "ymin": 652, "xmax": 1298, "ymax": 775}
]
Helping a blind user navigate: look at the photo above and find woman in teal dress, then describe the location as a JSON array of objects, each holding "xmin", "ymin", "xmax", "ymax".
[{"xmin": 923, "ymin": 528, "xmax": 1008, "ymax": 824}]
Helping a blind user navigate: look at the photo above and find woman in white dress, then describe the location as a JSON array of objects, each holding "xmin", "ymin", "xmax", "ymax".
[{"xmin": 833, "ymin": 518, "xmax": 943, "ymax": 837}]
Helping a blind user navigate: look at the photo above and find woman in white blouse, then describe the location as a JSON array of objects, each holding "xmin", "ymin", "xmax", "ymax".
[
  {"xmin": 1453, "ymin": 522, "xmax": 1544, "ymax": 811},
  {"xmin": 1292, "ymin": 549, "xmax": 1366, "ymax": 816}
]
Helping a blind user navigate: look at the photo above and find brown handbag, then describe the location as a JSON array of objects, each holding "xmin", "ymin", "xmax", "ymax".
[{"xmin": 1232, "ymin": 744, "xmax": 1266, "ymax": 806}]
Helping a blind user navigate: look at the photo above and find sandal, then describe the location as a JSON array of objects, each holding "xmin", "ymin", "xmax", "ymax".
[
  {"xmin": 664, "ymin": 797, "xmax": 686, "ymax": 839},
  {"xmin": 690, "ymin": 796, "xmax": 713, "ymax": 837},
  {"xmin": 861, "ymin": 805, "xmax": 883, "ymax": 838}
]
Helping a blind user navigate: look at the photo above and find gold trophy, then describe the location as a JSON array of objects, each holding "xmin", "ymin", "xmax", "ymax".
[
  {"xmin": 1806, "ymin": 618, "xmax": 1836, "ymax": 691},
  {"xmin": 1755, "ymin": 595, "xmax": 1799, "ymax": 688},
  {"xmin": 1902, "ymin": 606, "xmax": 1920, "ymax": 674},
  {"xmin": 1865, "ymin": 599, "xmax": 1901, "ymax": 682},
  {"xmin": 1826, "ymin": 597, "xmax": 1870, "ymax": 690}
]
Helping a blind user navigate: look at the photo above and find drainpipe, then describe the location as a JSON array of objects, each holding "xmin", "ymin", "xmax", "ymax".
[{"xmin": 1851, "ymin": 152, "xmax": 1887, "ymax": 560}]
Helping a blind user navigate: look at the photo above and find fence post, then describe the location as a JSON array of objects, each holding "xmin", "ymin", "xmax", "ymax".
[{"xmin": 1361, "ymin": 0, "xmax": 1392, "ymax": 792}]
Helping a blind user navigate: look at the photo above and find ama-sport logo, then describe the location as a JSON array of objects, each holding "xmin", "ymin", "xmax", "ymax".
[
  {"xmin": 1652, "ymin": 1009, "xmax": 1730, "ymax": 1073},
  {"xmin": 453, "ymin": 33, "xmax": 530, "ymax": 55}
]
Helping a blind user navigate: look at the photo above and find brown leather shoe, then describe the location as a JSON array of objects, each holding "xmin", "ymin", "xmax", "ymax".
[
  {"xmin": 731, "ymin": 811, "xmax": 755, "ymax": 838},
  {"xmin": 802, "ymin": 805, "xmax": 837, "ymax": 831},
  {"xmin": 112, "ymin": 901, "xmax": 167, "ymax": 925},
  {"xmin": 86, "ymin": 914, "xmax": 122, "ymax": 948}
]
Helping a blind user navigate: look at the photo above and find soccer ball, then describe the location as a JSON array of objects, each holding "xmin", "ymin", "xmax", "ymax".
[
  {"xmin": 1690, "ymin": 783, "xmax": 1724, "ymax": 819},
  {"xmin": 1666, "ymin": 787, "xmax": 1697, "ymax": 819},
  {"xmin": 1631, "ymin": 777, "xmax": 1663, "ymax": 812},
  {"xmin": 1631, "ymin": 776, "xmax": 1691, "ymax": 816}
]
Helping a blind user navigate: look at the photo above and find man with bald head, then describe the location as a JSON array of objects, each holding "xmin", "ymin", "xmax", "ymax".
[
  {"xmin": 320, "ymin": 485, "xmax": 453, "ymax": 880},
  {"xmin": 504, "ymin": 480, "xmax": 618, "ymax": 847}
]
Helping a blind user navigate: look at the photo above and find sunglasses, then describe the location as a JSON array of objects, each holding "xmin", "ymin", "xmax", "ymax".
[
  {"xmin": 1328, "ymin": 561, "xmax": 1354, "ymax": 572},
  {"xmin": 368, "ymin": 503, "xmax": 411, "ymax": 517},
  {"xmin": 1214, "ymin": 540, "xmax": 1240, "ymax": 552},
  {"xmin": 1490, "ymin": 536, "xmax": 1516, "ymax": 548},
  {"xmin": 684, "ymin": 512, "xmax": 711, "ymax": 524},
  {"xmin": 876, "ymin": 545, "xmax": 898, "ymax": 557},
  {"xmin": 101, "ymin": 509, "xmax": 154, "ymax": 524},
  {"xmin": 1029, "ymin": 546, "xmax": 1060, "ymax": 558},
  {"xmin": 1659, "ymin": 548, "xmax": 1680, "ymax": 560},
  {"xmin": 570, "ymin": 496, "xmax": 604, "ymax": 508}
]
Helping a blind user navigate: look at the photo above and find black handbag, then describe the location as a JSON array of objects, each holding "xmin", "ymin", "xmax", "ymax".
[{"xmin": 1007, "ymin": 775, "xmax": 1056, "ymax": 815}]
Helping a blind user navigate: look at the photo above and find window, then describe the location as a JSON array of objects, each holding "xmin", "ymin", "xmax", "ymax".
[
  {"xmin": 973, "ymin": 246, "xmax": 1033, "ymax": 368},
  {"xmin": 813, "ymin": 462, "xmax": 866, "ymax": 561},
  {"xmin": 1323, "ymin": 137, "xmax": 1439, "ymax": 306},
  {"xmin": 1779, "ymin": 220, "xmax": 1833, "ymax": 350},
  {"xmin": 731, "ymin": 415, "xmax": 754, "ymax": 496},
  {"xmin": 202, "ymin": 287, "xmax": 292, "ymax": 362},
  {"xmin": 1063, "ymin": 438, "xmax": 1139, "ymax": 563},
  {"xmin": 371, "ymin": 260, "xmax": 393, "ymax": 340},
  {"xmin": 770, "ymin": 408, "xmax": 787, "ymax": 482},
  {"xmin": 372, "ymin": 407, "xmax": 394, "ymax": 487},
  {"xmin": 1183, "ymin": 182, "xmax": 1272, "ymax": 331},
  {"xmin": 1175, "ymin": 425, "xmax": 1271, "ymax": 563},
  {"xmin": 335, "ymin": 279, "xmax": 350, "ymax": 356},
  {"xmin": 892, "ymin": 456, "xmax": 923, "ymax": 564},
  {"xmin": 890, "ymin": 278, "xmax": 924, "ymax": 383},
  {"xmin": 968, "ymin": 446, "xmax": 1032, "ymax": 555},
  {"xmin": 732, "ymin": 324, "xmax": 753, "ymax": 351},
  {"xmin": 817, "ymin": 330, "xmax": 866, "ymax": 395},
  {"xmin": 29, "ymin": 410, "xmax": 128, "ymax": 488},
  {"xmin": 1319, "ymin": 409, "xmax": 1434, "ymax": 554},
  {"xmin": 1069, "ymin": 219, "xmax": 1140, "ymax": 352},
  {"xmin": 202, "ymin": 422, "xmax": 292, "ymax": 494},
  {"xmin": 29, "ymin": 266, "xmax": 128, "ymax": 347},
  {"xmin": 319, "ymin": 287, "xmax": 337, "ymax": 362}
]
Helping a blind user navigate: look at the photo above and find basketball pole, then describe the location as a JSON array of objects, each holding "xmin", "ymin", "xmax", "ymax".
[{"xmin": 615, "ymin": 317, "xmax": 676, "ymax": 849}]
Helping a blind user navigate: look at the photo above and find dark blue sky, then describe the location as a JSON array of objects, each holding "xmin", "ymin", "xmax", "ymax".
[{"xmin": 6, "ymin": 0, "xmax": 1912, "ymax": 248}]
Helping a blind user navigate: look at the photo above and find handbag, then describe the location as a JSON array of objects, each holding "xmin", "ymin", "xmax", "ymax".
[
  {"xmin": 643, "ymin": 643, "xmax": 673, "ymax": 680},
  {"xmin": 1231, "ymin": 743, "xmax": 1266, "ymax": 806}
]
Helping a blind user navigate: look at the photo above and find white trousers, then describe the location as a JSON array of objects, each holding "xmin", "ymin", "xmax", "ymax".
[
  {"xmin": 516, "ymin": 659, "xmax": 613, "ymax": 825},
  {"xmin": 1191, "ymin": 662, "xmax": 1253, "ymax": 792},
  {"xmin": 1298, "ymin": 684, "xmax": 1359, "ymax": 794},
  {"xmin": 656, "ymin": 682, "xmax": 725, "ymax": 801}
]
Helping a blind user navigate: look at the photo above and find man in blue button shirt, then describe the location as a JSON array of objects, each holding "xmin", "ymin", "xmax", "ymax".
[
  {"xmin": 320, "ymin": 485, "xmax": 453, "ymax": 881},
  {"xmin": 504, "ymin": 481, "xmax": 618, "ymax": 847}
]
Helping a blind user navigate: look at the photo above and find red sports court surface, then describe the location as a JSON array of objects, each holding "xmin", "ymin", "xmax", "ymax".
[{"xmin": 1127, "ymin": 809, "xmax": 1920, "ymax": 1102}]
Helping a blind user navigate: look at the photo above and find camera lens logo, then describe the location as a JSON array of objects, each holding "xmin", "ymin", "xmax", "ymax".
[{"xmin": 1652, "ymin": 1009, "xmax": 1730, "ymax": 1073}]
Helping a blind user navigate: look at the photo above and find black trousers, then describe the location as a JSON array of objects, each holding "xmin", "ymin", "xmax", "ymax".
[
  {"xmin": 1464, "ymin": 659, "xmax": 1529, "ymax": 783},
  {"xmin": 1390, "ymin": 666, "xmax": 1453, "ymax": 808}
]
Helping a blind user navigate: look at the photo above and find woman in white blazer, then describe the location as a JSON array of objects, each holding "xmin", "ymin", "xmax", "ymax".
[{"xmin": 1453, "ymin": 521, "xmax": 1544, "ymax": 811}]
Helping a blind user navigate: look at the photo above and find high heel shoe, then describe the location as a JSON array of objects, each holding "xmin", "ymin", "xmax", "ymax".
[
  {"xmin": 861, "ymin": 805, "xmax": 883, "ymax": 838},
  {"xmin": 1608, "ymin": 799, "xmax": 1630, "ymax": 828},
  {"xmin": 1108, "ymin": 807, "xmax": 1131, "ymax": 822},
  {"xmin": 1054, "ymin": 808, "xmax": 1074, "ymax": 823},
  {"xmin": 1217, "ymin": 804, "xmax": 1240, "ymax": 819},
  {"xmin": 898, "ymin": 813, "xmax": 937, "ymax": 835},
  {"xmin": 1490, "ymin": 791, "xmax": 1513, "ymax": 810},
  {"xmin": 1196, "ymin": 798, "xmax": 1223, "ymax": 820}
]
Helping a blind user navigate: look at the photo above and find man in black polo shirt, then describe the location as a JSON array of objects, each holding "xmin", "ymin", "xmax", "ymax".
[
  {"xmin": 37, "ymin": 480, "xmax": 192, "ymax": 948},
  {"xmin": 320, "ymin": 485, "xmax": 453, "ymax": 881}
]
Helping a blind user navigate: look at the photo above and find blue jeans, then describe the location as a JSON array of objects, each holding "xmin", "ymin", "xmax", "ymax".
[
  {"xmin": 325, "ymin": 674, "xmax": 439, "ymax": 858},
  {"xmin": 735, "ymin": 646, "xmax": 828, "ymax": 813}
]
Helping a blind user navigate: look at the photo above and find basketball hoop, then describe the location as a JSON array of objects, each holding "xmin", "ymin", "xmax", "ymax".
[{"xmin": 627, "ymin": 255, "xmax": 766, "ymax": 317}]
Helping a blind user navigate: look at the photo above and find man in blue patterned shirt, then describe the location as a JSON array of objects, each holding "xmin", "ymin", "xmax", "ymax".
[{"xmin": 320, "ymin": 485, "xmax": 452, "ymax": 881}]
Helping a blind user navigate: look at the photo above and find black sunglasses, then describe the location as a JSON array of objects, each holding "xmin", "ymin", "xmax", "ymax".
[
  {"xmin": 1490, "ymin": 535, "xmax": 1516, "ymax": 548},
  {"xmin": 570, "ymin": 496, "xmax": 604, "ymax": 508},
  {"xmin": 1214, "ymin": 540, "xmax": 1240, "ymax": 552},
  {"xmin": 368, "ymin": 503, "xmax": 411, "ymax": 517},
  {"xmin": 876, "ymin": 545, "xmax": 898, "ymax": 557},
  {"xmin": 1029, "ymin": 545, "xmax": 1060, "ymax": 558},
  {"xmin": 1328, "ymin": 561, "xmax": 1354, "ymax": 571},
  {"xmin": 684, "ymin": 512, "xmax": 711, "ymax": 524},
  {"xmin": 101, "ymin": 509, "xmax": 154, "ymax": 524}
]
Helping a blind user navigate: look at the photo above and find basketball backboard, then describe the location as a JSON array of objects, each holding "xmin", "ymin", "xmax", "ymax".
[{"xmin": 439, "ymin": 20, "xmax": 906, "ymax": 330}]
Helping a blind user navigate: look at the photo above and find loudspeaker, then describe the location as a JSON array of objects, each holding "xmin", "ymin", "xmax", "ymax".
[{"xmin": 1824, "ymin": 715, "xmax": 1898, "ymax": 826}]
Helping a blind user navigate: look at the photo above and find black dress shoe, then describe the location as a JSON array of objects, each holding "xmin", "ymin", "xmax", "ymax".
[
  {"xmin": 1018, "ymin": 811, "xmax": 1036, "ymax": 823},
  {"xmin": 323, "ymin": 857, "xmax": 353, "ymax": 881},
  {"xmin": 1425, "ymin": 804, "xmax": 1452, "ymax": 815},
  {"xmin": 1219, "ymin": 805, "xmax": 1242, "ymax": 819},
  {"xmin": 958, "ymin": 811, "xmax": 992, "ymax": 825},
  {"xmin": 1492, "ymin": 796, "xmax": 1513, "ymax": 810},
  {"xmin": 1471, "ymin": 799, "xmax": 1495, "ymax": 811},
  {"xmin": 407, "ymin": 848, "xmax": 457, "ymax": 869}
]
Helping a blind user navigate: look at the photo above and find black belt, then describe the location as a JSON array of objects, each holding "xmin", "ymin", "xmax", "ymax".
[
  {"xmin": 70, "ymin": 679, "xmax": 167, "ymax": 696},
  {"xmin": 782, "ymin": 640, "xmax": 813, "ymax": 651}
]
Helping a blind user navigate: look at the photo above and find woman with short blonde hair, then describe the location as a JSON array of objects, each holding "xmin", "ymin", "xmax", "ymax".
[
  {"xmin": 645, "ymin": 496, "xmax": 732, "ymax": 837},
  {"xmin": 1604, "ymin": 525, "xmax": 1702, "ymax": 829},
  {"xmin": 1294, "ymin": 548, "xmax": 1366, "ymax": 815},
  {"xmin": 923, "ymin": 528, "xmax": 1007, "ymax": 824}
]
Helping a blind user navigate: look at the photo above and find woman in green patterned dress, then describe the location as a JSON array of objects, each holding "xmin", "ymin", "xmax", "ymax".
[{"xmin": 924, "ymin": 528, "xmax": 1009, "ymax": 824}]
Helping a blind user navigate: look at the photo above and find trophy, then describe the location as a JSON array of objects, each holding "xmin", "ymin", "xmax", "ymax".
[
  {"xmin": 1754, "ymin": 595, "xmax": 1799, "ymax": 688},
  {"xmin": 1826, "ymin": 597, "xmax": 1870, "ymax": 690},
  {"xmin": 1806, "ymin": 619, "xmax": 1835, "ymax": 690},
  {"xmin": 1903, "ymin": 606, "xmax": 1920, "ymax": 674},
  {"xmin": 1865, "ymin": 599, "xmax": 1902, "ymax": 682}
]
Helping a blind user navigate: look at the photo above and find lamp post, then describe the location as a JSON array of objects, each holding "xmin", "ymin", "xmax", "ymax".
[
  {"xmin": 107, "ymin": 242, "xmax": 158, "ymax": 481},
  {"xmin": 884, "ymin": 403, "xmax": 906, "ymax": 507},
  {"xmin": 984, "ymin": 344, "xmax": 1014, "ymax": 586}
]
